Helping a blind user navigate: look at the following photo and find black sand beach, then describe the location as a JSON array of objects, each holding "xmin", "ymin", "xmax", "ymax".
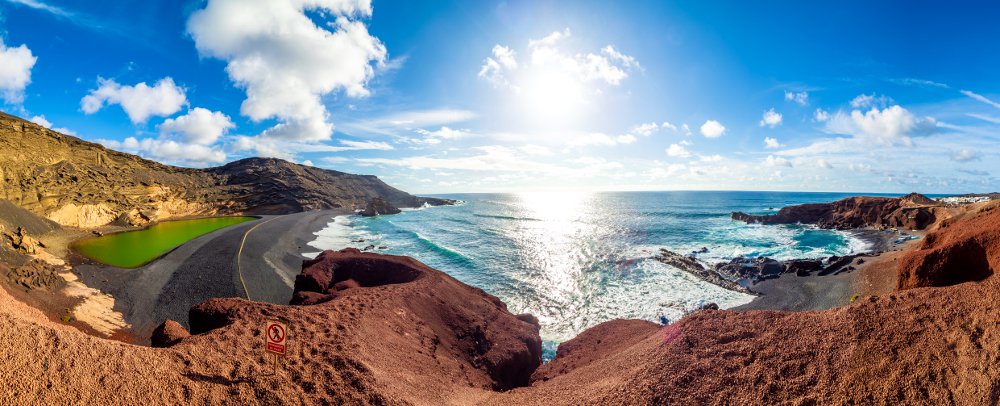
[{"xmin": 70, "ymin": 209, "xmax": 349, "ymax": 341}]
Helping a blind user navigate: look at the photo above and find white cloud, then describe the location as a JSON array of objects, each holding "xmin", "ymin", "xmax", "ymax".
[
  {"xmin": 816, "ymin": 159, "xmax": 833, "ymax": 169},
  {"xmin": 29, "ymin": 114, "xmax": 75, "ymax": 135},
  {"xmin": 601, "ymin": 45, "xmax": 641, "ymax": 70},
  {"xmin": 814, "ymin": 108, "xmax": 829, "ymax": 122},
  {"xmin": 520, "ymin": 144, "xmax": 552, "ymax": 156},
  {"xmin": 849, "ymin": 93, "xmax": 892, "ymax": 109},
  {"xmin": 0, "ymin": 38, "xmax": 37, "ymax": 104},
  {"xmin": 415, "ymin": 126, "xmax": 470, "ymax": 140},
  {"xmin": 699, "ymin": 120, "xmax": 726, "ymax": 138},
  {"xmin": 764, "ymin": 137, "xmax": 783, "ymax": 149},
  {"xmin": 480, "ymin": 27, "xmax": 639, "ymax": 92},
  {"xmin": 849, "ymin": 163, "xmax": 872, "ymax": 173},
  {"xmin": 187, "ymin": 0, "xmax": 387, "ymax": 141},
  {"xmin": 337, "ymin": 140, "xmax": 393, "ymax": 151},
  {"xmin": 759, "ymin": 108, "xmax": 782, "ymax": 128},
  {"xmin": 158, "ymin": 107, "xmax": 235, "ymax": 145},
  {"xmin": 765, "ymin": 155, "xmax": 791, "ymax": 167},
  {"xmin": 301, "ymin": 159, "xmax": 314, "ymax": 166},
  {"xmin": 29, "ymin": 115, "xmax": 51, "ymax": 128},
  {"xmin": 784, "ymin": 90, "xmax": 808, "ymax": 106},
  {"xmin": 99, "ymin": 136, "xmax": 226, "ymax": 165},
  {"xmin": 357, "ymin": 145, "xmax": 564, "ymax": 173},
  {"xmin": 960, "ymin": 90, "xmax": 1000, "ymax": 109},
  {"xmin": 229, "ymin": 136, "xmax": 393, "ymax": 160},
  {"xmin": 661, "ymin": 121, "xmax": 678, "ymax": 132},
  {"xmin": 347, "ymin": 109, "xmax": 478, "ymax": 138},
  {"xmin": 479, "ymin": 45, "xmax": 518, "ymax": 88},
  {"xmin": 571, "ymin": 132, "xmax": 636, "ymax": 147},
  {"xmin": 666, "ymin": 143, "xmax": 691, "ymax": 158},
  {"xmin": 951, "ymin": 149, "xmax": 981, "ymax": 162},
  {"xmin": 826, "ymin": 105, "xmax": 936, "ymax": 147},
  {"xmin": 681, "ymin": 123, "xmax": 692, "ymax": 136},
  {"xmin": 632, "ymin": 122, "xmax": 659, "ymax": 136},
  {"xmin": 699, "ymin": 154, "xmax": 723, "ymax": 162},
  {"xmin": 81, "ymin": 77, "xmax": 187, "ymax": 123},
  {"xmin": 968, "ymin": 113, "xmax": 1000, "ymax": 124}
]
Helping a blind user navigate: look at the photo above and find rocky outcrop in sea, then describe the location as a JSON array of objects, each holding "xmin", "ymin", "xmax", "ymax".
[{"xmin": 731, "ymin": 193, "xmax": 941, "ymax": 230}]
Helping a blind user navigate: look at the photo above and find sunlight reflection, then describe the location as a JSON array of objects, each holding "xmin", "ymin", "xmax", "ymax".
[{"xmin": 509, "ymin": 191, "xmax": 599, "ymax": 330}]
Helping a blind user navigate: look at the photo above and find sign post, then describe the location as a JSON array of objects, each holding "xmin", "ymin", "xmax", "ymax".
[{"xmin": 265, "ymin": 321, "xmax": 287, "ymax": 375}]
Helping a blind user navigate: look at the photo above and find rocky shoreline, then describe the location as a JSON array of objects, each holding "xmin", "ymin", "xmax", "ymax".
[
  {"xmin": 655, "ymin": 227, "xmax": 903, "ymax": 296},
  {"xmin": 657, "ymin": 194, "xmax": 947, "ymax": 297}
]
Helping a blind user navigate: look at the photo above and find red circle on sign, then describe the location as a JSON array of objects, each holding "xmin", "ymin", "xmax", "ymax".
[{"xmin": 268, "ymin": 324, "xmax": 285, "ymax": 343}]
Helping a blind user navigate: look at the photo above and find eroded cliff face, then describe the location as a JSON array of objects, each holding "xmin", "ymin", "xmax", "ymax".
[
  {"xmin": 897, "ymin": 204, "xmax": 999, "ymax": 289},
  {"xmin": 731, "ymin": 193, "xmax": 943, "ymax": 230},
  {"xmin": 0, "ymin": 112, "xmax": 447, "ymax": 228}
]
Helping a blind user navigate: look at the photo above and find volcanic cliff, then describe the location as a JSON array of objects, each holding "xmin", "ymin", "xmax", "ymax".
[
  {"xmin": 3, "ymin": 201, "xmax": 997, "ymax": 404},
  {"xmin": 0, "ymin": 112, "xmax": 447, "ymax": 228},
  {"xmin": 731, "ymin": 193, "xmax": 943, "ymax": 230}
]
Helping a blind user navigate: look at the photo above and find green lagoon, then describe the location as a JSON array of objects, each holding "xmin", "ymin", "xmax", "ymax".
[{"xmin": 73, "ymin": 216, "xmax": 257, "ymax": 268}]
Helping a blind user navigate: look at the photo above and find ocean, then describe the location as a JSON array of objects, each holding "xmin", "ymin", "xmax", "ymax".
[{"xmin": 303, "ymin": 191, "xmax": 899, "ymax": 358}]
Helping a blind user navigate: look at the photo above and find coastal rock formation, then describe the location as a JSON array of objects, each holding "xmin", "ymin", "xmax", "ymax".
[
  {"xmin": 0, "ymin": 112, "xmax": 450, "ymax": 228},
  {"xmin": 359, "ymin": 196, "xmax": 402, "ymax": 217},
  {"xmin": 656, "ymin": 249, "xmax": 871, "ymax": 291},
  {"xmin": 655, "ymin": 249, "xmax": 751, "ymax": 293},
  {"xmin": 731, "ymin": 193, "xmax": 941, "ymax": 230},
  {"xmin": 897, "ymin": 205, "xmax": 998, "ymax": 289}
]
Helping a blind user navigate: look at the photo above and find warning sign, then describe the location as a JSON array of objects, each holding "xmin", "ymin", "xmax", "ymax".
[{"xmin": 265, "ymin": 321, "xmax": 287, "ymax": 356}]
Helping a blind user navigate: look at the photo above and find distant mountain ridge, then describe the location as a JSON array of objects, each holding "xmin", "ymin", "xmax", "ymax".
[{"xmin": 0, "ymin": 111, "xmax": 448, "ymax": 228}]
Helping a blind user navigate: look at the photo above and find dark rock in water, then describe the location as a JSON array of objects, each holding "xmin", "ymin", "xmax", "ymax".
[
  {"xmin": 692, "ymin": 247, "xmax": 709, "ymax": 254},
  {"xmin": 360, "ymin": 197, "xmax": 401, "ymax": 217},
  {"xmin": 362, "ymin": 244, "xmax": 375, "ymax": 251},
  {"xmin": 786, "ymin": 259, "xmax": 823, "ymax": 275},
  {"xmin": 655, "ymin": 249, "xmax": 752, "ymax": 294},
  {"xmin": 150, "ymin": 319, "xmax": 190, "ymax": 348},
  {"xmin": 700, "ymin": 302, "xmax": 719, "ymax": 311},
  {"xmin": 714, "ymin": 256, "xmax": 785, "ymax": 282}
]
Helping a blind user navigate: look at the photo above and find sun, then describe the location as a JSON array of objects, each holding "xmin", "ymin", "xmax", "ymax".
[{"xmin": 517, "ymin": 65, "xmax": 587, "ymax": 128}]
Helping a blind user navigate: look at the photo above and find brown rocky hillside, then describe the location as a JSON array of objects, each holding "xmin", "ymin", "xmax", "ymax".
[{"xmin": 0, "ymin": 112, "xmax": 447, "ymax": 228}]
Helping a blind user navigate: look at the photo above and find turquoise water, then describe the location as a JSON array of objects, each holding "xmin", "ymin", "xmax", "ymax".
[{"xmin": 304, "ymin": 191, "xmax": 900, "ymax": 356}]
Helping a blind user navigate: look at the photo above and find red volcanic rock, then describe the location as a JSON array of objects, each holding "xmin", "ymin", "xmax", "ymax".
[
  {"xmin": 732, "ymin": 193, "xmax": 941, "ymax": 230},
  {"xmin": 192, "ymin": 248, "xmax": 542, "ymax": 394},
  {"xmin": 897, "ymin": 205, "xmax": 999, "ymax": 289},
  {"xmin": 290, "ymin": 247, "xmax": 423, "ymax": 305},
  {"xmin": 150, "ymin": 319, "xmax": 190, "ymax": 348}
]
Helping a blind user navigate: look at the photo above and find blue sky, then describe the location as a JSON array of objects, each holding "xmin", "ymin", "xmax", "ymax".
[{"xmin": 1, "ymin": 0, "xmax": 998, "ymax": 194}]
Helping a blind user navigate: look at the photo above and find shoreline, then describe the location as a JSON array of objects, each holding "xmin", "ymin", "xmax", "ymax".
[{"xmin": 732, "ymin": 228, "xmax": 919, "ymax": 312}]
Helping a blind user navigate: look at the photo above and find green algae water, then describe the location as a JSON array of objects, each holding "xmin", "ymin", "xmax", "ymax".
[{"xmin": 73, "ymin": 216, "xmax": 257, "ymax": 268}]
